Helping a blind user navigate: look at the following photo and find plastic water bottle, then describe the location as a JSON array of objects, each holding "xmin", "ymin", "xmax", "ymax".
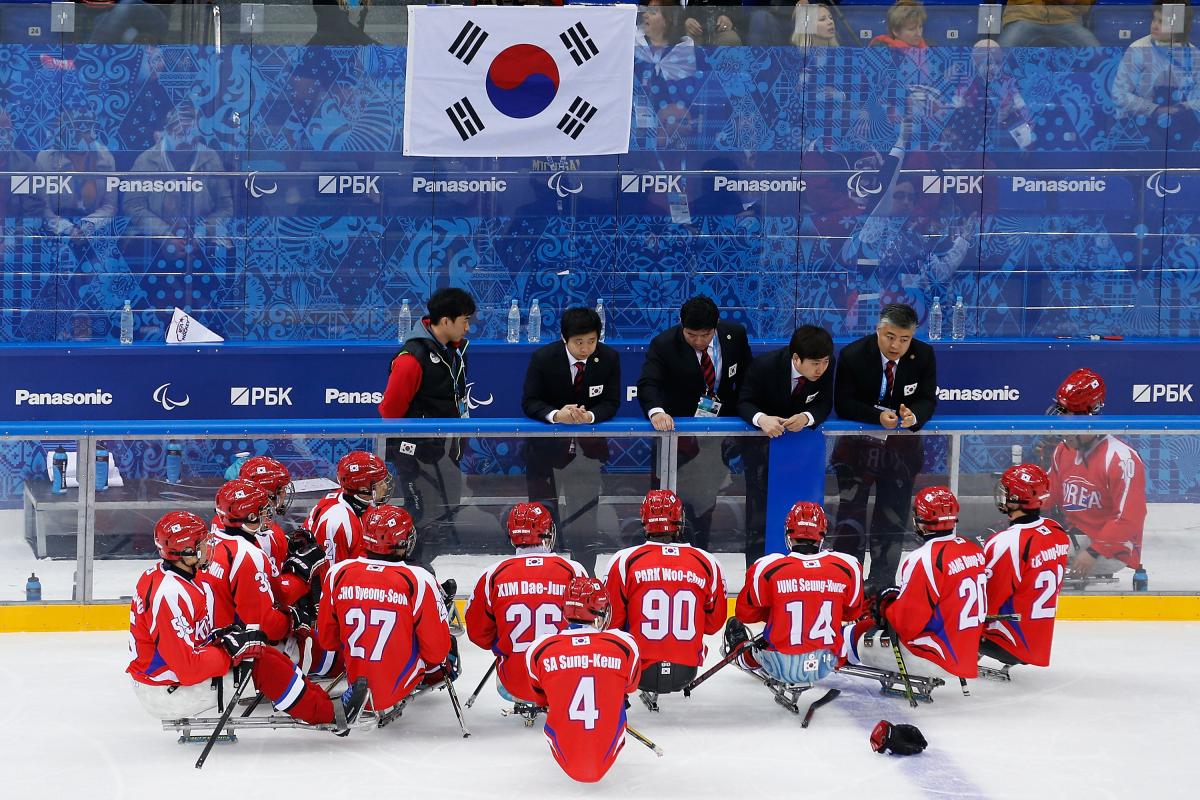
[
  {"xmin": 527, "ymin": 299, "xmax": 541, "ymax": 343},
  {"xmin": 25, "ymin": 573, "xmax": 41, "ymax": 602},
  {"xmin": 51, "ymin": 446, "xmax": 68, "ymax": 494},
  {"xmin": 928, "ymin": 296, "xmax": 943, "ymax": 340},
  {"xmin": 596, "ymin": 298, "xmax": 607, "ymax": 342},
  {"xmin": 506, "ymin": 299, "xmax": 521, "ymax": 343},
  {"xmin": 166, "ymin": 440, "xmax": 183, "ymax": 484},
  {"xmin": 95, "ymin": 443, "xmax": 110, "ymax": 492},
  {"xmin": 397, "ymin": 299, "xmax": 412, "ymax": 343},
  {"xmin": 224, "ymin": 451, "xmax": 251, "ymax": 480},
  {"xmin": 1133, "ymin": 565, "xmax": 1148, "ymax": 592},
  {"xmin": 119, "ymin": 300, "xmax": 133, "ymax": 345},
  {"xmin": 951, "ymin": 295, "xmax": 966, "ymax": 340}
]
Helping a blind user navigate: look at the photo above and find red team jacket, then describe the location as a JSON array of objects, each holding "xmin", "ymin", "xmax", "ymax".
[
  {"xmin": 1048, "ymin": 435, "xmax": 1147, "ymax": 568},
  {"xmin": 736, "ymin": 551, "xmax": 864, "ymax": 659},
  {"xmin": 983, "ymin": 516, "xmax": 1071, "ymax": 666},
  {"xmin": 602, "ymin": 543, "xmax": 726, "ymax": 668},
  {"xmin": 127, "ymin": 563, "xmax": 231, "ymax": 687},
  {"xmin": 317, "ymin": 557, "xmax": 452, "ymax": 709},
  {"xmin": 886, "ymin": 534, "xmax": 987, "ymax": 679},
  {"xmin": 526, "ymin": 628, "xmax": 641, "ymax": 783},
  {"xmin": 465, "ymin": 553, "xmax": 588, "ymax": 702},
  {"xmin": 306, "ymin": 491, "xmax": 366, "ymax": 565},
  {"xmin": 203, "ymin": 530, "xmax": 292, "ymax": 642}
]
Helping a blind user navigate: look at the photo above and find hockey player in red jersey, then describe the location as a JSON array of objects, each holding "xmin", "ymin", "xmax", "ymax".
[
  {"xmin": 526, "ymin": 577, "xmax": 641, "ymax": 783},
  {"xmin": 306, "ymin": 450, "xmax": 392, "ymax": 566},
  {"xmin": 848, "ymin": 486, "xmax": 987, "ymax": 682},
  {"xmin": 601, "ymin": 489, "xmax": 726, "ymax": 708},
  {"xmin": 316, "ymin": 504, "xmax": 454, "ymax": 712},
  {"xmin": 466, "ymin": 502, "xmax": 588, "ymax": 705},
  {"xmin": 982, "ymin": 464, "xmax": 1071, "ymax": 671},
  {"xmin": 726, "ymin": 501, "xmax": 864, "ymax": 687},
  {"xmin": 128, "ymin": 511, "xmax": 368, "ymax": 732},
  {"xmin": 1045, "ymin": 368, "xmax": 1148, "ymax": 585}
]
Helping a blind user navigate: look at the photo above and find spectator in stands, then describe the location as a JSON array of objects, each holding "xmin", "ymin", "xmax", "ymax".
[
  {"xmin": 683, "ymin": 1, "xmax": 743, "ymax": 47},
  {"xmin": 0, "ymin": 107, "xmax": 43, "ymax": 223},
  {"xmin": 36, "ymin": 107, "xmax": 116, "ymax": 241},
  {"xmin": 1113, "ymin": 1, "xmax": 1200, "ymax": 125},
  {"xmin": 792, "ymin": 3, "xmax": 839, "ymax": 48},
  {"xmin": 998, "ymin": 0, "xmax": 1100, "ymax": 48},
  {"xmin": 636, "ymin": 1, "xmax": 697, "ymax": 81},
  {"xmin": 871, "ymin": 1, "xmax": 929, "ymax": 49}
]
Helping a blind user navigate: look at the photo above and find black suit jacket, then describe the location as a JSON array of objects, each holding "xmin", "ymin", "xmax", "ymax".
[
  {"xmin": 834, "ymin": 334, "xmax": 937, "ymax": 431},
  {"xmin": 522, "ymin": 341, "xmax": 621, "ymax": 423},
  {"xmin": 737, "ymin": 346, "xmax": 835, "ymax": 428},
  {"xmin": 637, "ymin": 321, "xmax": 753, "ymax": 418}
]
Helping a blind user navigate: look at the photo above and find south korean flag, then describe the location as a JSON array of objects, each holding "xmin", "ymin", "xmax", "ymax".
[{"xmin": 403, "ymin": 6, "xmax": 636, "ymax": 157}]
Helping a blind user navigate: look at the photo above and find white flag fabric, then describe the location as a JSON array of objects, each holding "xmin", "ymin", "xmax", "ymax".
[
  {"xmin": 403, "ymin": 5, "xmax": 637, "ymax": 157},
  {"xmin": 165, "ymin": 307, "xmax": 224, "ymax": 344}
]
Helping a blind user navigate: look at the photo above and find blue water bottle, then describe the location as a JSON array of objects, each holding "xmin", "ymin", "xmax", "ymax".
[
  {"xmin": 95, "ymin": 442, "xmax": 110, "ymax": 492},
  {"xmin": 51, "ymin": 446, "xmax": 68, "ymax": 494},
  {"xmin": 26, "ymin": 573, "xmax": 41, "ymax": 602},
  {"xmin": 1132, "ymin": 565, "xmax": 1148, "ymax": 592},
  {"xmin": 166, "ymin": 440, "xmax": 183, "ymax": 484}
]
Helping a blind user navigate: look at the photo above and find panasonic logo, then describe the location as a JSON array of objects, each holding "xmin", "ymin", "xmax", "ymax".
[
  {"xmin": 15, "ymin": 389, "xmax": 113, "ymax": 406},
  {"xmin": 936, "ymin": 386, "xmax": 1022, "ymax": 401},
  {"xmin": 411, "ymin": 177, "xmax": 507, "ymax": 193},
  {"xmin": 1012, "ymin": 176, "xmax": 1107, "ymax": 193},
  {"xmin": 105, "ymin": 176, "xmax": 204, "ymax": 193},
  {"xmin": 325, "ymin": 388, "xmax": 384, "ymax": 405},
  {"xmin": 712, "ymin": 176, "xmax": 805, "ymax": 193}
]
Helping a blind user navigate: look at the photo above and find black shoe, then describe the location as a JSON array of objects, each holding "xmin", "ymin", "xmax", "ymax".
[
  {"xmin": 724, "ymin": 617, "xmax": 750, "ymax": 653},
  {"xmin": 336, "ymin": 677, "xmax": 370, "ymax": 736}
]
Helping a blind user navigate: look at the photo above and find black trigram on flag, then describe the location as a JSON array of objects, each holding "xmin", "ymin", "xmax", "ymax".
[
  {"xmin": 560, "ymin": 22, "xmax": 599, "ymax": 66},
  {"xmin": 449, "ymin": 20, "xmax": 488, "ymax": 65},
  {"xmin": 557, "ymin": 97, "xmax": 597, "ymax": 140},
  {"xmin": 446, "ymin": 97, "xmax": 485, "ymax": 142}
]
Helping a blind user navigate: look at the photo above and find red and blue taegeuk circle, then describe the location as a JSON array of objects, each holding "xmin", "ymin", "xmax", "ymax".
[{"xmin": 485, "ymin": 44, "xmax": 559, "ymax": 119}]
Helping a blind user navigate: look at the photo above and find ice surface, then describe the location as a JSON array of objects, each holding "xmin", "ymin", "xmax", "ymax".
[{"xmin": 2, "ymin": 623, "xmax": 1191, "ymax": 799}]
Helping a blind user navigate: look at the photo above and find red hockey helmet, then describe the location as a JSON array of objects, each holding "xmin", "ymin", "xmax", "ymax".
[
  {"xmin": 784, "ymin": 501, "xmax": 828, "ymax": 547},
  {"xmin": 641, "ymin": 489, "xmax": 683, "ymax": 537},
  {"xmin": 215, "ymin": 478, "xmax": 271, "ymax": 529},
  {"xmin": 507, "ymin": 501, "xmax": 555, "ymax": 548},
  {"xmin": 337, "ymin": 451, "xmax": 392, "ymax": 503},
  {"xmin": 913, "ymin": 486, "xmax": 959, "ymax": 535},
  {"xmin": 1053, "ymin": 368, "xmax": 1105, "ymax": 415},
  {"xmin": 239, "ymin": 455, "xmax": 294, "ymax": 514},
  {"xmin": 361, "ymin": 504, "xmax": 416, "ymax": 556},
  {"xmin": 995, "ymin": 464, "xmax": 1051, "ymax": 513},
  {"xmin": 564, "ymin": 577, "xmax": 610, "ymax": 626},
  {"xmin": 154, "ymin": 510, "xmax": 210, "ymax": 561}
]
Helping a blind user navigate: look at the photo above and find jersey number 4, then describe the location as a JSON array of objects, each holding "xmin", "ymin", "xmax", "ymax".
[
  {"xmin": 345, "ymin": 608, "xmax": 397, "ymax": 662},
  {"xmin": 569, "ymin": 676, "xmax": 599, "ymax": 730}
]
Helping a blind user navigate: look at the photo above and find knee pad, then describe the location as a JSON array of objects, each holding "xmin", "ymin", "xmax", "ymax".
[{"xmin": 757, "ymin": 649, "xmax": 835, "ymax": 685}]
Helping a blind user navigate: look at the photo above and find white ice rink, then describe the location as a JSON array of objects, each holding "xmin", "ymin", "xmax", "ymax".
[{"xmin": 2, "ymin": 623, "xmax": 1192, "ymax": 799}]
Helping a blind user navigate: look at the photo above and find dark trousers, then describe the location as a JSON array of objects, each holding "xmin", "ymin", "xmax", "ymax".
[
  {"xmin": 386, "ymin": 436, "xmax": 463, "ymax": 575},
  {"xmin": 525, "ymin": 438, "xmax": 607, "ymax": 577},
  {"xmin": 741, "ymin": 438, "xmax": 770, "ymax": 564},
  {"xmin": 827, "ymin": 435, "xmax": 925, "ymax": 591}
]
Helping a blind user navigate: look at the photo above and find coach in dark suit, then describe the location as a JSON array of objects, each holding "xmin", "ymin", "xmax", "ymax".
[
  {"xmin": 522, "ymin": 307, "xmax": 620, "ymax": 575},
  {"xmin": 738, "ymin": 325, "xmax": 835, "ymax": 561},
  {"xmin": 637, "ymin": 295, "xmax": 753, "ymax": 550},
  {"xmin": 831, "ymin": 303, "xmax": 938, "ymax": 591}
]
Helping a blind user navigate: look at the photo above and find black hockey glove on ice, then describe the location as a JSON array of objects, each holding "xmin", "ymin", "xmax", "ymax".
[{"xmin": 870, "ymin": 721, "xmax": 927, "ymax": 755}]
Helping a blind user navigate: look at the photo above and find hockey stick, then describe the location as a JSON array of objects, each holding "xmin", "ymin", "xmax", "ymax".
[
  {"xmin": 985, "ymin": 613, "xmax": 1022, "ymax": 623},
  {"xmin": 959, "ymin": 677, "xmax": 971, "ymax": 697},
  {"xmin": 800, "ymin": 688, "xmax": 840, "ymax": 729},
  {"xmin": 240, "ymin": 691, "xmax": 265, "ymax": 718},
  {"xmin": 443, "ymin": 674, "xmax": 471, "ymax": 738},
  {"xmin": 682, "ymin": 635, "xmax": 765, "ymax": 697},
  {"xmin": 196, "ymin": 665, "xmax": 254, "ymax": 769},
  {"xmin": 465, "ymin": 658, "xmax": 499, "ymax": 709},
  {"xmin": 626, "ymin": 725, "xmax": 663, "ymax": 757},
  {"xmin": 890, "ymin": 638, "xmax": 919, "ymax": 709}
]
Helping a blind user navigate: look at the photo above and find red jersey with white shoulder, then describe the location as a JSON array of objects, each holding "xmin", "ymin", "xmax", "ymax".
[
  {"xmin": 601, "ymin": 542, "xmax": 726, "ymax": 667},
  {"xmin": 316, "ymin": 557, "xmax": 452, "ymax": 709},
  {"xmin": 1048, "ymin": 435, "xmax": 1147, "ymax": 568},
  {"xmin": 525, "ymin": 628, "xmax": 641, "ymax": 783},
  {"xmin": 886, "ymin": 534, "xmax": 987, "ymax": 679},
  {"xmin": 203, "ymin": 530, "xmax": 291, "ymax": 642},
  {"xmin": 983, "ymin": 516, "xmax": 1071, "ymax": 666},
  {"xmin": 306, "ymin": 491, "xmax": 366, "ymax": 564},
  {"xmin": 736, "ymin": 551, "xmax": 864, "ymax": 657},
  {"xmin": 466, "ymin": 553, "xmax": 587, "ymax": 701},
  {"xmin": 210, "ymin": 514, "xmax": 288, "ymax": 575},
  {"xmin": 127, "ymin": 562, "xmax": 230, "ymax": 687}
]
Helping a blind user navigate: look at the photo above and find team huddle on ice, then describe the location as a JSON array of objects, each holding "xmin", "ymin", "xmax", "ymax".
[{"xmin": 126, "ymin": 430, "xmax": 1093, "ymax": 780}]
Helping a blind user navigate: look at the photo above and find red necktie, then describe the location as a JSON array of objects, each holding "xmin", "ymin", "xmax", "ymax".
[
  {"xmin": 791, "ymin": 376, "xmax": 807, "ymax": 400},
  {"xmin": 573, "ymin": 361, "xmax": 585, "ymax": 395},
  {"xmin": 884, "ymin": 360, "xmax": 896, "ymax": 398},
  {"xmin": 700, "ymin": 350, "xmax": 715, "ymax": 394}
]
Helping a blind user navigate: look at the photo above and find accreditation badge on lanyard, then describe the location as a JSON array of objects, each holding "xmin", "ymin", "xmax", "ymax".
[
  {"xmin": 447, "ymin": 347, "xmax": 468, "ymax": 418},
  {"xmin": 695, "ymin": 393, "xmax": 721, "ymax": 418}
]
